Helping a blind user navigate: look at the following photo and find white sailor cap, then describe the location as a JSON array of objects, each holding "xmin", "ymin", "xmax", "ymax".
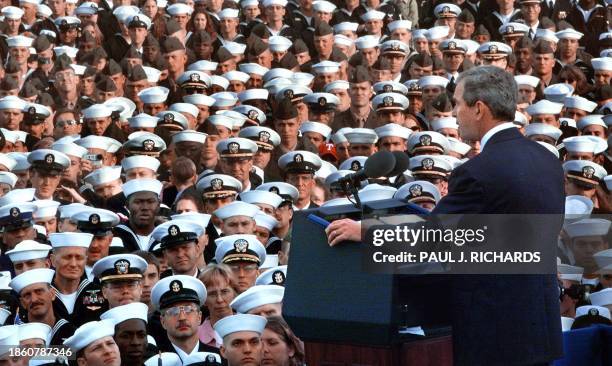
[
  {"xmin": 563, "ymin": 136, "xmax": 601, "ymax": 154},
  {"xmin": 0, "ymin": 153, "xmax": 15, "ymax": 171},
  {"xmin": 9, "ymin": 268, "xmax": 54, "ymax": 294},
  {"xmin": 556, "ymin": 28, "xmax": 583, "ymax": 40},
  {"xmin": 196, "ymin": 173, "xmax": 242, "ymax": 199},
  {"xmin": 388, "ymin": 19, "xmax": 412, "ymax": 32},
  {"xmin": 239, "ymin": 63, "xmax": 269, "ymax": 76},
  {"xmin": 324, "ymin": 80, "xmax": 350, "ymax": 94},
  {"xmin": 0, "ymin": 172, "xmax": 17, "ymax": 189},
  {"xmin": 1, "ymin": 6, "xmax": 24, "ymax": 19},
  {"xmin": 183, "ymin": 94, "xmax": 215, "ymax": 107},
  {"xmin": 557, "ymin": 263, "xmax": 584, "ymax": 282},
  {"xmin": 264, "ymin": 68, "xmax": 294, "ymax": 83},
  {"xmin": 122, "ymin": 179, "xmax": 162, "ymax": 198},
  {"xmin": 214, "ymin": 233, "xmax": 266, "ymax": 265},
  {"xmin": 408, "ymin": 131, "xmax": 449, "ymax": 154},
  {"xmin": 92, "ymin": 253, "xmax": 147, "ymax": 283},
  {"xmin": 334, "ymin": 21, "xmax": 359, "ymax": 33},
  {"xmin": 299, "ymin": 121, "xmax": 332, "ymax": 140},
  {"xmin": 447, "ymin": 137, "xmax": 471, "ymax": 156},
  {"xmin": 257, "ymin": 182, "xmax": 298, "ymax": 204},
  {"xmin": 79, "ymin": 136, "xmax": 121, "ymax": 154},
  {"xmin": 594, "ymin": 249, "xmax": 612, "ymax": 273},
  {"xmin": 412, "ymin": 29, "xmax": 428, "ymax": 39},
  {"xmin": 600, "ymin": 31, "xmax": 612, "ymax": 40},
  {"xmin": 82, "ymin": 104, "xmax": 112, "ymax": 120},
  {"xmin": 37, "ymin": 4, "xmax": 53, "ymax": 17},
  {"xmin": 5, "ymin": 153, "xmax": 28, "ymax": 171},
  {"xmin": 600, "ymin": 49, "xmax": 612, "ymax": 58},
  {"xmin": 524, "ymin": 123, "xmax": 562, "ymax": 141},
  {"xmin": 57, "ymin": 204, "xmax": 86, "ymax": 221},
  {"xmin": 72, "ymin": 208, "xmax": 120, "ymax": 236},
  {"xmin": 375, "ymin": 123, "xmax": 411, "ymax": 140},
  {"xmin": 254, "ymin": 212, "xmax": 279, "ymax": 232},
  {"xmin": 262, "ymin": 0, "xmax": 287, "ymax": 7},
  {"xmin": 477, "ymin": 41, "xmax": 512, "ymax": 58},
  {"xmin": 18, "ymin": 323, "xmax": 51, "ymax": 344},
  {"xmin": 219, "ymin": 110, "xmax": 248, "ymax": 129},
  {"xmin": 563, "ymin": 160, "xmax": 607, "ymax": 187},
  {"xmin": 223, "ymin": 71, "xmax": 250, "ymax": 84},
  {"xmin": 214, "ymin": 314, "xmax": 267, "ymax": 339},
  {"xmin": 33, "ymin": 200, "xmax": 60, "ymax": 220},
  {"xmin": 0, "ymin": 188, "xmax": 34, "ymax": 208},
  {"xmin": 313, "ymin": 0, "xmax": 336, "ymax": 12},
  {"xmin": 170, "ymin": 103, "xmax": 199, "ymax": 119},
  {"xmin": 50, "ymin": 142, "xmax": 86, "ymax": 161},
  {"xmin": 75, "ymin": 2, "xmax": 98, "ymax": 15},
  {"xmin": 592, "ymin": 57, "xmax": 612, "ymax": 71},
  {"xmin": 565, "ymin": 195, "xmax": 593, "ymax": 216},
  {"xmin": 48, "ymin": 230, "xmax": 92, "ymax": 249},
  {"xmin": 27, "ymin": 149, "xmax": 70, "ymax": 173},
  {"xmin": 577, "ymin": 114, "xmax": 606, "ymax": 131},
  {"xmin": 6, "ymin": 35, "xmax": 34, "ymax": 48},
  {"xmin": 145, "ymin": 353, "xmax": 181, "ymax": 366},
  {"xmin": 216, "ymin": 137, "xmax": 258, "ymax": 158},
  {"xmin": 535, "ymin": 28, "xmax": 558, "ymax": 43},
  {"xmin": 372, "ymin": 92, "xmax": 409, "ymax": 112},
  {"xmin": 268, "ymin": 36, "xmax": 293, "ymax": 53},
  {"xmin": 177, "ymin": 70, "xmax": 211, "ymax": 88},
  {"xmin": 544, "ymin": 83, "xmax": 574, "ymax": 103},
  {"xmin": 357, "ymin": 184, "xmax": 397, "ymax": 202},
  {"xmin": 6, "ymin": 240, "xmax": 50, "ymax": 263},
  {"xmin": 344, "ymin": 128, "xmax": 378, "ymax": 145},
  {"xmin": 239, "ymin": 191, "xmax": 283, "ymax": 210},
  {"xmin": 409, "ymin": 155, "xmax": 452, "ymax": 177},
  {"xmin": 64, "ymin": 319, "xmax": 115, "ymax": 352},
  {"xmin": 499, "ymin": 22, "xmax": 529, "ymax": 37},
  {"xmin": 138, "ymin": 86, "xmax": 170, "ymax": 104},
  {"xmin": 418, "ymin": 75, "xmax": 449, "ymax": 88},
  {"xmin": 355, "ymin": 35, "xmax": 379, "ymax": 50},
  {"xmin": 0, "ymin": 325, "xmax": 19, "ymax": 348},
  {"xmin": 339, "ymin": 156, "xmax": 367, "ymax": 171},
  {"xmin": 83, "ymin": 166, "xmax": 121, "ymax": 187},
  {"xmin": 426, "ymin": 25, "xmax": 450, "ymax": 40},
  {"xmin": 564, "ymin": 95, "xmax": 597, "ymax": 112},
  {"xmin": 360, "ymin": 9, "xmax": 385, "ymax": 21},
  {"xmin": 171, "ymin": 130, "xmax": 207, "ymax": 145},
  {"xmin": 169, "ymin": 212, "xmax": 212, "ymax": 230},
  {"xmin": 431, "ymin": 117, "xmax": 459, "ymax": 132},
  {"xmin": 183, "ymin": 353, "xmax": 222, "ymax": 366},
  {"xmin": 1, "ymin": 129, "xmax": 18, "ymax": 145},
  {"xmin": 127, "ymin": 113, "xmax": 158, "ymax": 129},
  {"xmin": 224, "ymin": 42, "xmax": 246, "ymax": 56},
  {"xmin": 230, "ymin": 284, "xmax": 284, "ymax": 313},
  {"xmin": 311, "ymin": 61, "xmax": 340, "ymax": 75},
  {"xmin": 256, "ymin": 265, "xmax": 287, "ymax": 286},
  {"xmin": 100, "ymin": 302, "xmax": 148, "ymax": 327},
  {"xmin": 575, "ymin": 305, "xmax": 611, "ymax": 320},
  {"xmin": 565, "ymin": 218, "xmax": 611, "ymax": 238},
  {"xmin": 590, "ymin": 288, "xmax": 612, "ymax": 307},
  {"xmin": 514, "ymin": 75, "xmax": 540, "ymax": 88},
  {"xmin": 331, "ymin": 131, "xmax": 348, "ymax": 145},
  {"xmin": 278, "ymin": 151, "xmax": 322, "ymax": 174},
  {"xmin": 434, "ymin": 2, "xmax": 461, "ymax": 18},
  {"xmin": 214, "ymin": 201, "xmax": 260, "ymax": 221},
  {"xmin": 207, "ymin": 114, "xmax": 234, "ymax": 132},
  {"xmin": 334, "ymin": 34, "xmax": 354, "ymax": 48},
  {"xmin": 395, "ymin": 180, "xmax": 441, "ymax": 204},
  {"xmin": 218, "ymin": 8, "xmax": 239, "ymax": 19},
  {"xmin": 53, "ymin": 45, "xmax": 79, "ymax": 58},
  {"xmin": 121, "ymin": 155, "xmax": 160, "ymax": 174},
  {"xmin": 525, "ymin": 100, "xmax": 563, "ymax": 116},
  {"xmin": 211, "ymin": 91, "xmax": 238, "ymax": 107},
  {"xmin": 241, "ymin": 0, "xmax": 259, "ymax": 7},
  {"xmin": 187, "ymin": 60, "xmax": 218, "ymax": 72},
  {"xmin": 0, "ymin": 96, "xmax": 26, "ymax": 111},
  {"xmin": 151, "ymin": 274, "xmax": 207, "ymax": 310},
  {"xmin": 166, "ymin": 2, "xmax": 193, "ymax": 15}
]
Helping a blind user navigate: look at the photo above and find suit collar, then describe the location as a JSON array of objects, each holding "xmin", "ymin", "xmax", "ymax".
[
  {"xmin": 482, "ymin": 125, "xmax": 523, "ymax": 151},
  {"xmin": 480, "ymin": 122, "xmax": 517, "ymax": 151}
]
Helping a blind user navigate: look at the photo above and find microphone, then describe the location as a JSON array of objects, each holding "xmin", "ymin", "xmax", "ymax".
[
  {"xmin": 336, "ymin": 151, "xmax": 396, "ymax": 187},
  {"xmin": 387, "ymin": 151, "xmax": 410, "ymax": 177}
]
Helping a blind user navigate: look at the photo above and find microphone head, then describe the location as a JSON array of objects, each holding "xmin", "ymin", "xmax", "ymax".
[
  {"xmin": 363, "ymin": 150, "xmax": 396, "ymax": 178},
  {"xmin": 387, "ymin": 151, "xmax": 410, "ymax": 177}
]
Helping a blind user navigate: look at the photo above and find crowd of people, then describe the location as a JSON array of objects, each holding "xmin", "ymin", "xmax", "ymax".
[{"xmin": 0, "ymin": 0, "xmax": 607, "ymax": 364}]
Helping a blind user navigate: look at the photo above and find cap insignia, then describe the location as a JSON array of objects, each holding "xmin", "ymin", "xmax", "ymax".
[
  {"xmin": 114, "ymin": 259, "xmax": 130, "ymax": 274},
  {"xmin": 272, "ymin": 270, "xmax": 285, "ymax": 284},
  {"xmin": 45, "ymin": 153, "xmax": 55, "ymax": 164},
  {"xmin": 233, "ymin": 238, "xmax": 248, "ymax": 253},
  {"xmin": 228, "ymin": 142, "xmax": 240, "ymax": 154},
  {"xmin": 582, "ymin": 166, "xmax": 595, "ymax": 179},
  {"xmin": 168, "ymin": 224, "xmax": 180, "ymax": 236},
  {"xmin": 422, "ymin": 158, "xmax": 434, "ymax": 170},
  {"xmin": 419, "ymin": 134, "xmax": 432, "ymax": 146},
  {"xmin": 170, "ymin": 280, "xmax": 182, "ymax": 292},
  {"xmin": 409, "ymin": 184, "xmax": 423, "ymax": 197},
  {"xmin": 89, "ymin": 213, "xmax": 100, "ymax": 225},
  {"xmin": 9, "ymin": 207, "xmax": 19, "ymax": 218}
]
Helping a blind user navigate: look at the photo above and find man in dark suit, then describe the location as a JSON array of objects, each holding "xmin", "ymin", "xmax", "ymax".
[{"xmin": 433, "ymin": 66, "xmax": 564, "ymax": 365}]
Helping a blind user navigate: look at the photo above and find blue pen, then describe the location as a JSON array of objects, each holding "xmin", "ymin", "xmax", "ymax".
[{"xmin": 307, "ymin": 214, "xmax": 331, "ymax": 228}]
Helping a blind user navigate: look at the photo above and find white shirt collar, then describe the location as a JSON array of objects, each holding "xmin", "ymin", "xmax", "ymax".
[
  {"xmin": 480, "ymin": 122, "xmax": 516, "ymax": 151},
  {"xmin": 171, "ymin": 341, "xmax": 199, "ymax": 362}
]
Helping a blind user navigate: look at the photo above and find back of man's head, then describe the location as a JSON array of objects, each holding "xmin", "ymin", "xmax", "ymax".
[{"xmin": 171, "ymin": 156, "xmax": 197, "ymax": 186}]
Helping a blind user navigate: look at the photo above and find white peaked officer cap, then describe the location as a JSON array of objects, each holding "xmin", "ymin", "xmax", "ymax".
[
  {"xmin": 575, "ymin": 305, "xmax": 611, "ymax": 320},
  {"xmin": 100, "ymin": 302, "xmax": 149, "ymax": 325},
  {"xmin": 18, "ymin": 322, "xmax": 51, "ymax": 344},
  {"xmin": 230, "ymin": 285, "xmax": 285, "ymax": 313},
  {"xmin": 64, "ymin": 319, "xmax": 115, "ymax": 352},
  {"xmin": 557, "ymin": 263, "xmax": 584, "ymax": 282},
  {"xmin": 564, "ymin": 218, "xmax": 611, "ymax": 239},
  {"xmin": 214, "ymin": 234, "xmax": 266, "ymax": 265},
  {"xmin": 49, "ymin": 232, "xmax": 94, "ymax": 248},
  {"xmin": 145, "ymin": 353, "xmax": 181, "ymax": 366},
  {"xmin": 214, "ymin": 314, "xmax": 267, "ymax": 339},
  {"xmin": 256, "ymin": 265, "xmax": 288, "ymax": 286},
  {"xmin": 150, "ymin": 275, "xmax": 207, "ymax": 310},
  {"xmin": 122, "ymin": 179, "xmax": 163, "ymax": 198},
  {"xmin": 6, "ymin": 240, "xmax": 51, "ymax": 262},
  {"xmin": 589, "ymin": 288, "xmax": 612, "ymax": 307},
  {"xmin": 9, "ymin": 268, "xmax": 54, "ymax": 294}
]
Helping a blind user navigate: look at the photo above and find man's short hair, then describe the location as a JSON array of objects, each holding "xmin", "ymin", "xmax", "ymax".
[
  {"xmin": 456, "ymin": 65, "xmax": 517, "ymax": 122},
  {"xmin": 134, "ymin": 250, "xmax": 161, "ymax": 273},
  {"xmin": 171, "ymin": 156, "xmax": 197, "ymax": 185}
]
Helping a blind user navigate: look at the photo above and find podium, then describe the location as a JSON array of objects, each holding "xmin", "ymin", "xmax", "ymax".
[{"xmin": 283, "ymin": 200, "xmax": 453, "ymax": 365}]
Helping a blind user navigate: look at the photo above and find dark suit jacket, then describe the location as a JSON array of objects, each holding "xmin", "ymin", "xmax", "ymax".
[
  {"xmin": 539, "ymin": 0, "xmax": 573, "ymax": 23},
  {"xmin": 565, "ymin": 5, "xmax": 607, "ymax": 56},
  {"xmin": 432, "ymin": 127, "xmax": 564, "ymax": 365}
]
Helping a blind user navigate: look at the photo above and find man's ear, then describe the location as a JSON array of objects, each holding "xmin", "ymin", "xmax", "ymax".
[{"xmin": 220, "ymin": 345, "xmax": 226, "ymax": 358}]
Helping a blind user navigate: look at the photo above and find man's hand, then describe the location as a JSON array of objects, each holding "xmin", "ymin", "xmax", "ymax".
[{"xmin": 325, "ymin": 218, "xmax": 362, "ymax": 246}]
